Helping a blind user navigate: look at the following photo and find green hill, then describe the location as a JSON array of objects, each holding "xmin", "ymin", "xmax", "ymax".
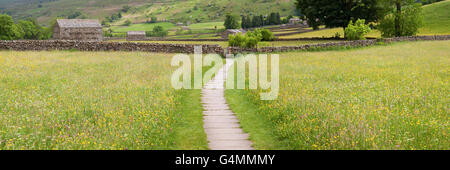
[
  {"xmin": 421, "ymin": 0, "xmax": 450, "ymax": 35},
  {"xmin": 1, "ymin": 0, "xmax": 298, "ymax": 26}
]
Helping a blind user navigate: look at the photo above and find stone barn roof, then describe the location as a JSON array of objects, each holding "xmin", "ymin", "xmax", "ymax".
[
  {"xmin": 225, "ymin": 29, "xmax": 246, "ymax": 34},
  {"xmin": 56, "ymin": 19, "xmax": 102, "ymax": 28},
  {"xmin": 127, "ymin": 31, "xmax": 146, "ymax": 35}
]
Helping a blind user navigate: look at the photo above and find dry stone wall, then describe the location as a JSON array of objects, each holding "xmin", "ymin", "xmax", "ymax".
[
  {"xmin": 0, "ymin": 40, "xmax": 224, "ymax": 54},
  {"xmin": 0, "ymin": 35, "xmax": 449, "ymax": 56},
  {"xmin": 228, "ymin": 35, "xmax": 450, "ymax": 54}
]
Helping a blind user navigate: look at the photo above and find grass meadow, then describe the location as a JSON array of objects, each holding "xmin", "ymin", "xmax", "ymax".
[
  {"xmin": 188, "ymin": 22, "xmax": 225, "ymax": 30},
  {"xmin": 226, "ymin": 40, "xmax": 450, "ymax": 150},
  {"xmin": 0, "ymin": 51, "xmax": 208, "ymax": 150},
  {"xmin": 420, "ymin": 0, "xmax": 450, "ymax": 35},
  {"xmin": 110, "ymin": 22, "xmax": 176, "ymax": 33}
]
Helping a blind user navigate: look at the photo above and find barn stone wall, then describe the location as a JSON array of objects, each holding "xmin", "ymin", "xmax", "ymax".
[{"xmin": 54, "ymin": 27, "xmax": 103, "ymax": 41}]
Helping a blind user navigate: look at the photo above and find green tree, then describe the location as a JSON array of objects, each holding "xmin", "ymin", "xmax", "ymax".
[
  {"xmin": 259, "ymin": 15, "xmax": 265, "ymax": 26},
  {"xmin": 224, "ymin": 14, "xmax": 239, "ymax": 29},
  {"xmin": 268, "ymin": 12, "xmax": 276, "ymax": 25},
  {"xmin": 12, "ymin": 24, "xmax": 24, "ymax": 40},
  {"xmin": 148, "ymin": 25, "xmax": 168, "ymax": 37},
  {"xmin": 252, "ymin": 15, "xmax": 260, "ymax": 27},
  {"xmin": 296, "ymin": 0, "xmax": 383, "ymax": 30},
  {"xmin": 246, "ymin": 16, "xmax": 253, "ymax": 28},
  {"xmin": 378, "ymin": 0, "xmax": 423, "ymax": 37},
  {"xmin": 241, "ymin": 16, "xmax": 247, "ymax": 29},
  {"xmin": 275, "ymin": 12, "xmax": 281, "ymax": 25},
  {"xmin": 0, "ymin": 14, "xmax": 16, "ymax": 40},
  {"xmin": 17, "ymin": 20, "xmax": 39, "ymax": 39}
]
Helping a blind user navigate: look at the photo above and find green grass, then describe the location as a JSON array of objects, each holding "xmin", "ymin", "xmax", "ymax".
[
  {"xmin": 226, "ymin": 40, "xmax": 450, "ymax": 150},
  {"xmin": 0, "ymin": 51, "xmax": 207, "ymax": 150},
  {"xmin": 171, "ymin": 89, "xmax": 208, "ymax": 150},
  {"xmin": 420, "ymin": 0, "xmax": 450, "ymax": 35},
  {"xmin": 226, "ymin": 89, "xmax": 289, "ymax": 150},
  {"xmin": 188, "ymin": 22, "xmax": 225, "ymax": 30},
  {"xmin": 110, "ymin": 22, "xmax": 175, "ymax": 32},
  {"xmin": 114, "ymin": 40, "xmax": 340, "ymax": 48},
  {"xmin": 278, "ymin": 27, "xmax": 382, "ymax": 39}
]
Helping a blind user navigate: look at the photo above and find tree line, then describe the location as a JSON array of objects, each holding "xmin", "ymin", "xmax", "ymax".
[
  {"xmin": 0, "ymin": 14, "xmax": 52, "ymax": 40},
  {"xmin": 296, "ymin": 0, "xmax": 426, "ymax": 38},
  {"xmin": 240, "ymin": 12, "xmax": 283, "ymax": 29},
  {"xmin": 225, "ymin": 12, "xmax": 297, "ymax": 29}
]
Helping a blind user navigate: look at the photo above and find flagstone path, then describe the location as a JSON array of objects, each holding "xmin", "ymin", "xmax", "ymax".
[{"xmin": 201, "ymin": 58, "xmax": 254, "ymax": 150}]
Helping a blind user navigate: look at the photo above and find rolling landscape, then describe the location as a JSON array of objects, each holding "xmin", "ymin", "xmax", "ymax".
[
  {"xmin": 0, "ymin": 0, "xmax": 297, "ymax": 25},
  {"xmin": 0, "ymin": 0, "xmax": 449, "ymax": 153}
]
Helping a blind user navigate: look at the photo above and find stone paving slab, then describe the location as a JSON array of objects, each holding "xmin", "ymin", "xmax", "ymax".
[
  {"xmin": 205, "ymin": 128, "xmax": 245, "ymax": 134},
  {"xmin": 203, "ymin": 116, "xmax": 239, "ymax": 123},
  {"xmin": 209, "ymin": 140, "xmax": 254, "ymax": 150},
  {"xmin": 203, "ymin": 122, "xmax": 241, "ymax": 129},
  {"xmin": 202, "ymin": 58, "xmax": 254, "ymax": 150},
  {"xmin": 207, "ymin": 133, "xmax": 249, "ymax": 140},
  {"xmin": 203, "ymin": 111, "xmax": 234, "ymax": 116}
]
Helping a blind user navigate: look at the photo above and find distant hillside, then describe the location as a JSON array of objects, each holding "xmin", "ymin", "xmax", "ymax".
[
  {"xmin": 1, "ymin": 0, "xmax": 298, "ymax": 26},
  {"xmin": 0, "ymin": 0, "xmax": 151, "ymax": 25},
  {"xmin": 421, "ymin": 0, "xmax": 450, "ymax": 35}
]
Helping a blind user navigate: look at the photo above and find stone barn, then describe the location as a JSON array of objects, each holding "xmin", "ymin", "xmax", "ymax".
[
  {"xmin": 53, "ymin": 19, "xmax": 103, "ymax": 41},
  {"xmin": 220, "ymin": 29, "xmax": 247, "ymax": 39},
  {"xmin": 127, "ymin": 31, "xmax": 146, "ymax": 41}
]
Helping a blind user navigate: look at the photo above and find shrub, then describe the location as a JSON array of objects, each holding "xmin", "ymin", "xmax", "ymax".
[
  {"xmin": 244, "ymin": 37, "xmax": 259, "ymax": 48},
  {"xmin": 123, "ymin": 20, "xmax": 132, "ymax": 26},
  {"xmin": 246, "ymin": 29, "xmax": 263, "ymax": 41},
  {"xmin": 259, "ymin": 29, "xmax": 275, "ymax": 41},
  {"xmin": 228, "ymin": 33, "xmax": 247, "ymax": 47},
  {"xmin": 228, "ymin": 29, "xmax": 272, "ymax": 48},
  {"xmin": 344, "ymin": 19, "xmax": 371, "ymax": 40}
]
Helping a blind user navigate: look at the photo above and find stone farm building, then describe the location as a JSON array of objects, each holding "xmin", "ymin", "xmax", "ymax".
[
  {"xmin": 221, "ymin": 29, "xmax": 247, "ymax": 39},
  {"xmin": 53, "ymin": 19, "xmax": 103, "ymax": 41},
  {"xmin": 127, "ymin": 31, "xmax": 146, "ymax": 41},
  {"xmin": 289, "ymin": 18, "xmax": 301, "ymax": 25}
]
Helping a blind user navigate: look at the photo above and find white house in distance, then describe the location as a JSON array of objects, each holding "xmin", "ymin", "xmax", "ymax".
[
  {"xmin": 127, "ymin": 31, "xmax": 146, "ymax": 41},
  {"xmin": 289, "ymin": 17, "xmax": 301, "ymax": 25}
]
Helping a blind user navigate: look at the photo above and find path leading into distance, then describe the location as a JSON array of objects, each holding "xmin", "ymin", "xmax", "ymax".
[{"xmin": 201, "ymin": 58, "xmax": 254, "ymax": 150}]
